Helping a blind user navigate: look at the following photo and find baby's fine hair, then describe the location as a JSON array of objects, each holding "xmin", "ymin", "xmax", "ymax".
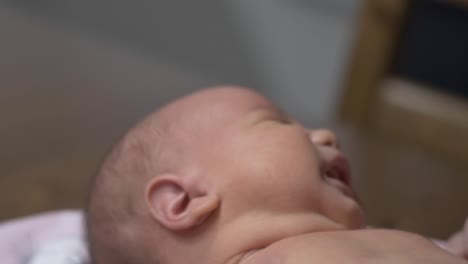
[{"xmin": 86, "ymin": 117, "xmax": 172, "ymax": 264}]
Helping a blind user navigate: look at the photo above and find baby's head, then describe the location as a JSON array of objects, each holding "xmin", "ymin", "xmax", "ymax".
[{"xmin": 87, "ymin": 86, "xmax": 365, "ymax": 264}]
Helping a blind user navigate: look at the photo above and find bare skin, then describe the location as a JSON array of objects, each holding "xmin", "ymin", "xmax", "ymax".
[{"xmin": 239, "ymin": 230, "xmax": 467, "ymax": 264}]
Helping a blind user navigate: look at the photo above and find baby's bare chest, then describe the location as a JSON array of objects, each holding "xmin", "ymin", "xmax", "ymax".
[{"xmin": 244, "ymin": 230, "xmax": 467, "ymax": 264}]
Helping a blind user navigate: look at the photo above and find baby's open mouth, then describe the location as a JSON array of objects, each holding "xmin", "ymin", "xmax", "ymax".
[
  {"xmin": 324, "ymin": 154, "xmax": 351, "ymax": 187},
  {"xmin": 325, "ymin": 167, "xmax": 349, "ymax": 186},
  {"xmin": 322, "ymin": 153, "xmax": 361, "ymax": 201}
]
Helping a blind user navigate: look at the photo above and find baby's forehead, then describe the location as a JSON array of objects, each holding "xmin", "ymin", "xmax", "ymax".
[
  {"xmin": 163, "ymin": 88, "xmax": 277, "ymax": 125},
  {"xmin": 151, "ymin": 88, "xmax": 280, "ymax": 147}
]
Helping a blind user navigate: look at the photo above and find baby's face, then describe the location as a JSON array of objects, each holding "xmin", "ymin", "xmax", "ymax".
[{"xmin": 177, "ymin": 88, "xmax": 364, "ymax": 230}]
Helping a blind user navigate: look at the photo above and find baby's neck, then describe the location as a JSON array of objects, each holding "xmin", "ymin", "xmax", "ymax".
[{"xmin": 218, "ymin": 211, "xmax": 349, "ymax": 264}]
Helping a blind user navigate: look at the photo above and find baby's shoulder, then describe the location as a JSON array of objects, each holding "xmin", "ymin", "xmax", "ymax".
[
  {"xmin": 241, "ymin": 230, "xmax": 466, "ymax": 264},
  {"xmin": 240, "ymin": 230, "xmax": 367, "ymax": 264}
]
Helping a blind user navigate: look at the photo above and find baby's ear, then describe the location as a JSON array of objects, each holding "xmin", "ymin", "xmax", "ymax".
[{"xmin": 145, "ymin": 174, "xmax": 220, "ymax": 231}]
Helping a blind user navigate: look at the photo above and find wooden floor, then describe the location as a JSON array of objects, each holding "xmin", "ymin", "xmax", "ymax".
[{"xmin": 1, "ymin": 122, "xmax": 467, "ymax": 240}]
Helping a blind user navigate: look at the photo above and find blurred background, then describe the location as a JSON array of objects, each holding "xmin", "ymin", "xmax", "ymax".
[{"xmin": 1, "ymin": 0, "xmax": 467, "ymax": 239}]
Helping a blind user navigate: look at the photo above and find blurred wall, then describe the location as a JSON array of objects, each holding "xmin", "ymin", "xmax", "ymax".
[
  {"xmin": 228, "ymin": 0, "xmax": 362, "ymax": 123},
  {"xmin": 1, "ymin": 0, "xmax": 361, "ymax": 123},
  {"xmin": 0, "ymin": 6, "xmax": 212, "ymax": 218},
  {"xmin": 0, "ymin": 0, "xmax": 259, "ymax": 88}
]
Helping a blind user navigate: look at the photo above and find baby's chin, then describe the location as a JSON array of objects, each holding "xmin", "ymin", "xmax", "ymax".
[
  {"xmin": 327, "ymin": 194, "xmax": 366, "ymax": 230},
  {"xmin": 343, "ymin": 202, "xmax": 366, "ymax": 230},
  {"xmin": 338, "ymin": 185, "xmax": 366, "ymax": 229}
]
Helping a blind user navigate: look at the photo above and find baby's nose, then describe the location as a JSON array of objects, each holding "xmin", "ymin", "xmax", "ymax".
[{"xmin": 309, "ymin": 129, "xmax": 339, "ymax": 148}]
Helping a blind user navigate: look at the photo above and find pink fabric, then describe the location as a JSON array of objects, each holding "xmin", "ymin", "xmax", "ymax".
[
  {"xmin": 445, "ymin": 218, "xmax": 468, "ymax": 259},
  {"xmin": 0, "ymin": 210, "xmax": 86, "ymax": 264},
  {"xmin": 432, "ymin": 239, "xmax": 449, "ymax": 251}
]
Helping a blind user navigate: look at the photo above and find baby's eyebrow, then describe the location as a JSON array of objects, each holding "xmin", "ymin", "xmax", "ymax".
[
  {"xmin": 249, "ymin": 103, "xmax": 282, "ymax": 114},
  {"xmin": 245, "ymin": 105, "xmax": 290, "ymax": 125},
  {"xmin": 241, "ymin": 105, "xmax": 272, "ymax": 126}
]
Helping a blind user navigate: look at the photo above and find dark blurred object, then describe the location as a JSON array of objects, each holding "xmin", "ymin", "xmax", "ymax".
[
  {"xmin": 338, "ymin": 0, "xmax": 468, "ymax": 238},
  {"xmin": 339, "ymin": 0, "xmax": 468, "ymax": 164},
  {"xmin": 393, "ymin": 0, "xmax": 468, "ymax": 98}
]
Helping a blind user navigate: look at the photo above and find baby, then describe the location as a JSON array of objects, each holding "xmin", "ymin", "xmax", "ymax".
[{"xmin": 86, "ymin": 86, "xmax": 467, "ymax": 263}]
